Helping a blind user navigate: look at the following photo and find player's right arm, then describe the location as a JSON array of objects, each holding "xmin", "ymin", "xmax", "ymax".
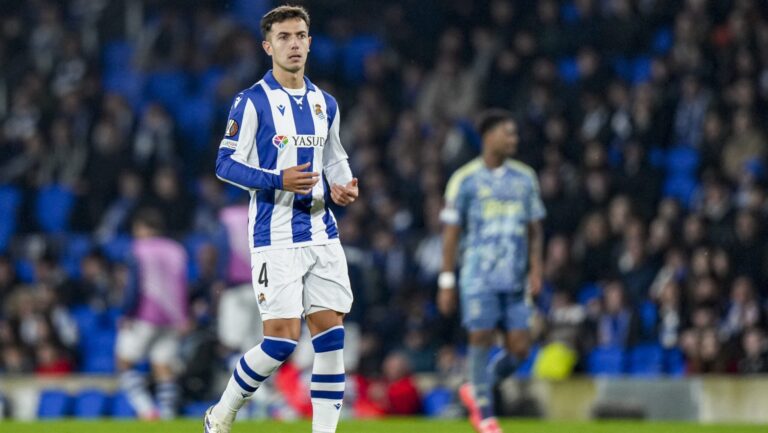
[
  {"xmin": 215, "ymin": 93, "xmax": 318, "ymax": 194},
  {"xmin": 437, "ymin": 170, "xmax": 470, "ymax": 316}
]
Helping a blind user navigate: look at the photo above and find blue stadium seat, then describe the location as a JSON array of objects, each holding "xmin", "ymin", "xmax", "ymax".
[
  {"xmin": 638, "ymin": 300, "xmax": 658, "ymax": 339},
  {"xmin": 37, "ymin": 389, "xmax": 72, "ymax": 418},
  {"xmin": 101, "ymin": 234, "xmax": 133, "ymax": 262},
  {"xmin": 632, "ymin": 56, "xmax": 652, "ymax": 84},
  {"xmin": 60, "ymin": 234, "xmax": 93, "ymax": 278},
  {"xmin": 175, "ymin": 96, "xmax": 213, "ymax": 150},
  {"xmin": 198, "ymin": 67, "xmax": 225, "ymax": 98},
  {"xmin": 342, "ymin": 35, "xmax": 383, "ymax": 83},
  {"xmin": 577, "ymin": 283, "xmax": 601, "ymax": 305},
  {"xmin": 653, "ymin": 27, "xmax": 673, "ymax": 55},
  {"xmin": 516, "ymin": 344, "xmax": 540, "ymax": 378},
  {"xmin": 664, "ymin": 348, "xmax": 686, "ymax": 376},
  {"xmin": 422, "ymin": 387, "xmax": 453, "ymax": 417},
  {"xmin": 663, "ymin": 175, "xmax": 698, "ymax": 209},
  {"xmin": 145, "ymin": 71, "xmax": 189, "ymax": 113},
  {"xmin": 102, "ymin": 41, "xmax": 134, "ymax": 73},
  {"xmin": 0, "ymin": 185, "xmax": 21, "ymax": 252},
  {"xmin": 560, "ymin": 2, "xmax": 580, "ymax": 24},
  {"xmin": 612, "ymin": 56, "xmax": 633, "ymax": 83},
  {"xmin": 558, "ymin": 57, "xmax": 580, "ymax": 84},
  {"xmin": 665, "ymin": 146, "xmax": 700, "ymax": 175},
  {"xmin": 307, "ymin": 34, "xmax": 338, "ymax": 74},
  {"xmin": 71, "ymin": 304, "xmax": 100, "ymax": 339},
  {"xmin": 82, "ymin": 352, "xmax": 116, "ymax": 374},
  {"xmin": 103, "ymin": 69, "xmax": 145, "ymax": 109},
  {"xmin": 110, "ymin": 391, "xmax": 137, "ymax": 418},
  {"xmin": 14, "ymin": 258, "xmax": 35, "ymax": 283},
  {"xmin": 36, "ymin": 184, "xmax": 75, "ymax": 233},
  {"xmin": 587, "ymin": 347, "xmax": 625, "ymax": 376},
  {"xmin": 628, "ymin": 343, "xmax": 663, "ymax": 376},
  {"xmin": 74, "ymin": 389, "xmax": 110, "ymax": 418}
]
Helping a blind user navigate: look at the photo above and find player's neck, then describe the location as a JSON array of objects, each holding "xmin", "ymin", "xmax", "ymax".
[
  {"xmin": 481, "ymin": 151, "xmax": 505, "ymax": 169},
  {"xmin": 272, "ymin": 65, "xmax": 305, "ymax": 89}
]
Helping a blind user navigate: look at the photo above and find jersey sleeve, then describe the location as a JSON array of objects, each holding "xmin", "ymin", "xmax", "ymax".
[
  {"xmin": 322, "ymin": 96, "xmax": 353, "ymax": 185},
  {"xmin": 440, "ymin": 171, "xmax": 470, "ymax": 226},
  {"xmin": 215, "ymin": 93, "xmax": 282, "ymax": 191},
  {"xmin": 526, "ymin": 172, "xmax": 546, "ymax": 222}
]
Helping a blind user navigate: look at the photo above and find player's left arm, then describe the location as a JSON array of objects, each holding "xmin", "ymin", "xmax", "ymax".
[
  {"xmin": 527, "ymin": 219, "xmax": 544, "ymax": 297},
  {"xmin": 323, "ymin": 104, "xmax": 358, "ymax": 206},
  {"xmin": 526, "ymin": 170, "xmax": 547, "ymax": 297}
]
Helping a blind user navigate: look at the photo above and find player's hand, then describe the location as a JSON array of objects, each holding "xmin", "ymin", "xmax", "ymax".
[
  {"xmin": 437, "ymin": 288, "xmax": 458, "ymax": 316},
  {"xmin": 331, "ymin": 178, "xmax": 358, "ymax": 206},
  {"xmin": 527, "ymin": 272, "xmax": 543, "ymax": 297},
  {"xmin": 282, "ymin": 162, "xmax": 319, "ymax": 195}
]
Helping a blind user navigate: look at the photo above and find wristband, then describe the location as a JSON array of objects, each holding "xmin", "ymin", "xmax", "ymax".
[{"xmin": 438, "ymin": 271, "xmax": 456, "ymax": 290}]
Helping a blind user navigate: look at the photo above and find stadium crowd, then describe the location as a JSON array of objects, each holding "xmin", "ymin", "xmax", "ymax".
[{"xmin": 2, "ymin": 0, "xmax": 768, "ymax": 414}]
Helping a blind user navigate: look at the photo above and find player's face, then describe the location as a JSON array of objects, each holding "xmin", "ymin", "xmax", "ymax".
[
  {"xmin": 490, "ymin": 120, "xmax": 518, "ymax": 157},
  {"xmin": 263, "ymin": 18, "xmax": 311, "ymax": 74}
]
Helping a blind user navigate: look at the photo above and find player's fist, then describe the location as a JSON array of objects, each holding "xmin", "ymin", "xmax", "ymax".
[
  {"xmin": 528, "ymin": 272, "xmax": 542, "ymax": 297},
  {"xmin": 437, "ymin": 288, "xmax": 457, "ymax": 316},
  {"xmin": 331, "ymin": 178, "xmax": 359, "ymax": 206},
  {"xmin": 282, "ymin": 162, "xmax": 319, "ymax": 195}
]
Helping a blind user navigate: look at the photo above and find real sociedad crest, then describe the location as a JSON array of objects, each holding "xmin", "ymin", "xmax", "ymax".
[{"xmin": 314, "ymin": 104, "xmax": 325, "ymax": 120}]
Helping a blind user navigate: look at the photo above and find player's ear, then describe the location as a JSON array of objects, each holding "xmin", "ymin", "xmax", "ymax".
[
  {"xmin": 307, "ymin": 35, "xmax": 312, "ymax": 52},
  {"xmin": 262, "ymin": 40, "xmax": 273, "ymax": 56}
]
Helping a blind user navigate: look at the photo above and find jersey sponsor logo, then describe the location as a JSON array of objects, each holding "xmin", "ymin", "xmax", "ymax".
[
  {"xmin": 314, "ymin": 103, "xmax": 325, "ymax": 120},
  {"xmin": 272, "ymin": 134, "xmax": 325, "ymax": 150},
  {"xmin": 225, "ymin": 119, "xmax": 239, "ymax": 137}
]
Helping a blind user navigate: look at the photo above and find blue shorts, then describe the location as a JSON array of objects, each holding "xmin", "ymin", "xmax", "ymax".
[{"xmin": 460, "ymin": 291, "xmax": 531, "ymax": 331}]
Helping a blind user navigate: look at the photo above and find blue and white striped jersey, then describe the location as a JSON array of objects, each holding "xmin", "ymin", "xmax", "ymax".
[{"xmin": 215, "ymin": 70, "xmax": 352, "ymax": 252}]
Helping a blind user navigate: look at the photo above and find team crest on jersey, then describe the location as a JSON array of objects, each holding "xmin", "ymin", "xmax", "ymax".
[
  {"xmin": 314, "ymin": 104, "xmax": 325, "ymax": 120},
  {"xmin": 273, "ymin": 135, "xmax": 289, "ymax": 150},
  {"xmin": 225, "ymin": 119, "xmax": 239, "ymax": 137}
]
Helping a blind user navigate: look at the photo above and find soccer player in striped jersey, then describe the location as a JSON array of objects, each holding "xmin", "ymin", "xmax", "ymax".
[
  {"xmin": 437, "ymin": 110, "xmax": 546, "ymax": 433},
  {"xmin": 205, "ymin": 5, "xmax": 357, "ymax": 433}
]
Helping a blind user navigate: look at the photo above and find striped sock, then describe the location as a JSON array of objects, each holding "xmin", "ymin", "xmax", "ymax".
[
  {"xmin": 212, "ymin": 337, "xmax": 297, "ymax": 423},
  {"xmin": 310, "ymin": 326, "xmax": 345, "ymax": 433},
  {"xmin": 156, "ymin": 380, "xmax": 179, "ymax": 419},
  {"xmin": 119, "ymin": 369, "xmax": 155, "ymax": 418},
  {"xmin": 468, "ymin": 345, "xmax": 494, "ymax": 420}
]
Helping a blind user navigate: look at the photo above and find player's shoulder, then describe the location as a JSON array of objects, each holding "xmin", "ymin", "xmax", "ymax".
[
  {"xmin": 451, "ymin": 158, "xmax": 484, "ymax": 182},
  {"xmin": 504, "ymin": 159, "xmax": 537, "ymax": 181},
  {"xmin": 232, "ymin": 81, "xmax": 269, "ymax": 105},
  {"xmin": 446, "ymin": 158, "xmax": 483, "ymax": 196}
]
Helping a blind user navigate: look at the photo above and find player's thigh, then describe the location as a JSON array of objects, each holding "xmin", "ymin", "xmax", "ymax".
[
  {"xmin": 116, "ymin": 320, "xmax": 155, "ymax": 364},
  {"xmin": 251, "ymin": 248, "xmax": 307, "ymax": 320},
  {"xmin": 303, "ymin": 243, "xmax": 353, "ymax": 316},
  {"xmin": 148, "ymin": 328, "xmax": 180, "ymax": 367},
  {"xmin": 460, "ymin": 289, "xmax": 502, "ymax": 331},
  {"xmin": 502, "ymin": 296, "xmax": 532, "ymax": 331}
]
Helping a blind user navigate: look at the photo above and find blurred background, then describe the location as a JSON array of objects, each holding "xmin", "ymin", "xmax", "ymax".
[{"xmin": 1, "ymin": 0, "xmax": 768, "ymax": 423}]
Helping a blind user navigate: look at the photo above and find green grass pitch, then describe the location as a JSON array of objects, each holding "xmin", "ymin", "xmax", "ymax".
[{"xmin": 3, "ymin": 419, "xmax": 766, "ymax": 433}]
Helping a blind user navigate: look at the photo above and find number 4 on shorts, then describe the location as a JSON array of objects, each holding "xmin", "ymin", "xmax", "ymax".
[{"xmin": 258, "ymin": 262, "xmax": 268, "ymax": 287}]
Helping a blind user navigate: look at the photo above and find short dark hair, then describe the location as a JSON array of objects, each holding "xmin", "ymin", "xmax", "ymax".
[
  {"xmin": 260, "ymin": 5, "xmax": 310, "ymax": 38},
  {"xmin": 132, "ymin": 208, "xmax": 165, "ymax": 233},
  {"xmin": 477, "ymin": 109, "xmax": 515, "ymax": 138}
]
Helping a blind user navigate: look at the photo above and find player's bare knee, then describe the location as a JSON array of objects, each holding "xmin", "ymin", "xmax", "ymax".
[
  {"xmin": 306, "ymin": 309, "xmax": 343, "ymax": 335},
  {"xmin": 263, "ymin": 318, "xmax": 301, "ymax": 340},
  {"xmin": 151, "ymin": 363, "xmax": 175, "ymax": 381}
]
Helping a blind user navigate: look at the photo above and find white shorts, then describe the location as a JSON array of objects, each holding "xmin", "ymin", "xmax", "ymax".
[
  {"xmin": 115, "ymin": 320, "xmax": 179, "ymax": 365},
  {"xmin": 251, "ymin": 243, "xmax": 353, "ymax": 321}
]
